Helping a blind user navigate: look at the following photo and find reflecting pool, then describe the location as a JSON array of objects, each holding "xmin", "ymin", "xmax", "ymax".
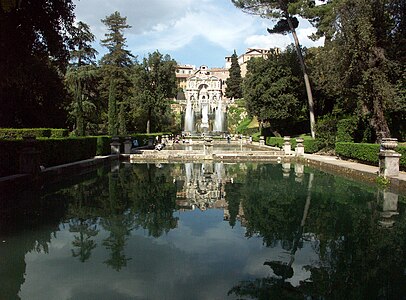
[{"xmin": 1, "ymin": 162, "xmax": 406, "ymax": 299}]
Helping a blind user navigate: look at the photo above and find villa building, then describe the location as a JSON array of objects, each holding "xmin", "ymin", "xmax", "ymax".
[
  {"xmin": 225, "ymin": 47, "xmax": 281, "ymax": 77},
  {"xmin": 174, "ymin": 47, "xmax": 280, "ymax": 132}
]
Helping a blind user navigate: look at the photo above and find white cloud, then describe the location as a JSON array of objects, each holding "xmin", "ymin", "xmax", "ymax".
[
  {"xmin": 73, "ymin": 0, "xmax": 324, "ymax": 66},
  {"xmin": 244, "ymin": 19, "xmax": 324, "ymax": 50}
]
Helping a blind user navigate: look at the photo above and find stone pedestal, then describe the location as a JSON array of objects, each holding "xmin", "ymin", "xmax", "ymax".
[
  {"xmin": 259, "ymin": 136, "xmax": 265, "ymax": 146},
  {"xmin": 283, "ymin": 136, "xmax": 291, "ymax": 155},
  {"xmin": 282, "ymin": 163, "xmax": 291, "ymax": 178},
  {"xmin": 203, "ymin": 137, "xmax": 213, "ymax": 159},
  {"xmin": 123, "ymin": 137, "xmax": 132, "ymax": 154},
  {"xmin": 19, "ymin": 136, "xmax": 41, "ymax": 175},
  {"xmin": 379, "ymin": 138, "xmax": 401, "ymax": 177},
  {"xmin": 295, "ymin": 163, "xmax": 304, "ymax": 182},
  {"xmin": 378, "ymin": 190, "xmax": 399, "ymax": 228},
  {"xmin": 110, "ymin": 136, "xmax": 121, "ymax": 155},
  {"xmin": 295, "ymin": 138, "xmax": 304, "ymax": 156}
]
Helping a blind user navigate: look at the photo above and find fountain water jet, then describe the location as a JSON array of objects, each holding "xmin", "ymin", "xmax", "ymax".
[
  {"xmin": 184, "ymin": 98, "xmax": 194, "ymax": 132},
  {"xmin": 214, "ymin": 97, "xmax": 224, "ymax": 132}
]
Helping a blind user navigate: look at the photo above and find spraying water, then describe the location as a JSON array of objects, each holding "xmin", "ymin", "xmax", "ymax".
[
  {"xmin": 201, "ymin": 104, "xmax": 209, "ymax": 131},
  {"xmin": 184, "ymin": 98, "xmax": 194, "ymax": 132},
  {"xmin": 214, "ymin": 98, "xmax": 224, "ymax": 132}
]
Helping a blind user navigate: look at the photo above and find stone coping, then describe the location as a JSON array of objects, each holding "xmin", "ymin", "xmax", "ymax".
[
  {"xmin": 0, "ymin": 155, "xmax": 118, "ymax": 190},
  {"xmin": 300, "ymin": 154, "xmax": 406, "ymax": 194},
  {"xmin": 1, "ymin": 151, "xmax": 405, "ymax": 195}
]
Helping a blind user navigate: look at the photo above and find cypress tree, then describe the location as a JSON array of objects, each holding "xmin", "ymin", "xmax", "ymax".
[
  {"xmin": 100, "ymin": 11, "xmax": 133, "ymax": 134},
  {"xmin": 118, "ymin": 102, "xmax": 127, "ymax": 136},
  {"xmin": 225, "ymin": 50, "xmax": 243, "ymax": 100},
  {"xmin": 108, "ymin": 80, "xmax": 117, "ymax": 136}
]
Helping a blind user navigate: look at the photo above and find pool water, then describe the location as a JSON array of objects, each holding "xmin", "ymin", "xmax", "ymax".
[
  {"xmin": 1, "ymin": 162, "xmax": 405, "ymax": 299},
  {"xmin": 166, "ymin": 143, "xmax": 271, "ymax": 151}
]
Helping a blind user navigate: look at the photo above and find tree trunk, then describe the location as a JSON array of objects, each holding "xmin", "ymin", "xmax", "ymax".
[
  {"xmin": 371, "ymin": 97, "xmax": 390, "ymax": 142},
  {"xmin": 287, "ymin": 17, "xmax": 316, "ymax": 139},
  {"xmin": 76, "ymin": 79, "xmax": 84, "ymax": 136},
  {"xmin": 146, "ymin": 108, "xmax": 151, "ymax": 134}
]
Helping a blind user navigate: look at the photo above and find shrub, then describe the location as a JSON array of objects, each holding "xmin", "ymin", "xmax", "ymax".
[
  {"xmin": 335, "ymin": 142, "xmax": 380, "ymax": 164},
  {"xmin": 0, "ymin": 128, "xmax": 68, "ymax": 139},
  {"xmin": 315, "ymin": 115, "xmax": 337, "ymax": 149},
  {"xmin": 303, "ymin": 139, "xmax": 321, "ymax": 153},
  {"xmin": 266, "ymin": 137, "xmax": 321, "ymax": 153},
  {"xmin": 396, "ymin": 146, "xmax": 406, "ymax": 169},
  {"xmin": 96, "ymin": 136, "xmax": 111, "ymax": 155},
  {"xmin": 336, "ymin": 118, "xmax": 357, "ymax": 142},
  {"xmin": 235, "ymin": 117, "xmax": 252, "ymax": 134}
]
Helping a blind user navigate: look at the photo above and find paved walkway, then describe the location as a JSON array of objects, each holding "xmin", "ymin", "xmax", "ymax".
[{"xmin": 302, "ymin": 153, "xmax": 406, "ymax": 193}]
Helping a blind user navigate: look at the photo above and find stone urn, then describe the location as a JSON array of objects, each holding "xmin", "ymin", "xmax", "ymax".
[{"xmin": 380, "ymin": 138, "xmax": 398, "ymax": 151}]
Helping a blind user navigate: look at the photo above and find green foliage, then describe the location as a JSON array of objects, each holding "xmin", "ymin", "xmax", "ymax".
[
  {"xmin": 108, "ymin": 80, "xmax": 118, "ymax": 136},
  {"xmin": 0, "ymin": 0, "xmax": 75, "ymax": 128},
  {"xmin": 225, "ymin": 50, "xmax": 242, "ymax": 99},
  {"xmin": 376, "ymin": 176, "xmax": 390, "ymax": 187},
  {"xmin": 96, "ymin": 136, "xmax": 111, "ymax": 155},
  {"xmin": 235, "ymin": 117, "xmax": 253, "ymax": 134},
  {"xmin": 252, "ymin": 132, "xmax": 262, "ymax": 142},
  {"xmin": 0, "ymin": 128, "xmax": 68, "ymax": 139},
  {"xmin": 226, "ymin": 104, "xmax": 248, "ymax": 134},
  {"xmin": 395, "ymin": 146, "xmax": 406, "ymax": 169},
  {"xmin": 100, "ymin": 11, "xmax": 134, "ymax": 133},
  {"xmin": 315, "ymin": 115, "xmax": 337, "ymax": 149},
  {"xmin": 336, "ymin": 118, "xmax": 357, "ymax": 142},
  {"xmin": 65, "ymin": 21, "xmax": 98, "ymax": 136},
  {"xmin": 131, "ymin": 51, "xmax": 177, "ymax": 133},
  {"xmin": 242, "ymin": 48, "xmax": 305, "ymax": 136},
  {"xmin": 335, "ymin": 142, "xmax": 380, "ymax": 165},
  {"xmin": 303, "ymin": 139, "xmax": 322, "ymax": 153},
  {"xmin": 304, "ymin": 0, "xmax": 404, "ymax": 140},
  {"xmin": 266, "ymin": 136, "xmax": 321, "ymax": 153},
  {"xmin": 0, "ymin": 136, "xmax": 112, "ymax": 176}
]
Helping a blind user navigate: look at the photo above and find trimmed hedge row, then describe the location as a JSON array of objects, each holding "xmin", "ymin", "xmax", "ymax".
[
  {"xmin": 0, "ymin": 133, "xmax": 171, "ymax": 177},
  {"xmin": 266, "ymin": 137, "xmax": 321, "ymax": 153},
  {"xmin": 335, "ymin": 142, "xmax": 379, "ymax": 164},
  {"xmin": 0, "ymin": 128, "xmax": 68, "ymax": 139},
  {"xmin": 0, "ymin": 136, "xmax": 111, "ymax": 177},
  {"xmin": 335, "ymin": 142, "xmax": 406, "ymax": 168}
]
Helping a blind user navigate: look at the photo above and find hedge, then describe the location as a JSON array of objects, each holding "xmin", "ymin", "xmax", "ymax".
[
  {"xmin": 0, "ymin": 128, "xmax": 68, "ymax": 139},
  {"xmin": 0, "ymin": 136, "xmax": 111, "ymax": 177},
  {"xmin": 335, "ymin": 142, "xmax": 379, "ymax": 164},
  {"xmin": 336, "ymin": 142, "xmax": 406, "ymax": 168},
  {"xmin": 266, "ymin": 137, "xmax": 321, "ymax": 153},
  {"xmin": 0, "ymin": 133, "xmax": 172, "ymax": 177}
]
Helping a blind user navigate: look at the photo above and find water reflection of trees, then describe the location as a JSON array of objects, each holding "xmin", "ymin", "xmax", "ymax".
[
  {"xmin": 227, "ymin": 164, "xmax": 406, "ymax": 299},
  {"xmin": 64, "ymin": 163, "xmax": 178, "ymax": 270}
]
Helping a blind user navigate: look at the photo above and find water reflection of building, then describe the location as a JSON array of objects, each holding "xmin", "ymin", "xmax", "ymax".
[
  {"xmin": 175, "ymin": 162, "xmax": 230, "ymax": 210},
  {"xmin": 172, "ymin": 162, "xmax": 249, "ymax": 226}
]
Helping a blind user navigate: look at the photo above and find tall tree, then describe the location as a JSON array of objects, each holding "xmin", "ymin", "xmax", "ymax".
[
  {"xmin": 305, "ymin": 0, "xmax": 405, "ymax": 141},
  {"xmin": 243, "ymin": 48, "xmax": 303, "ymax": 136},
  {"xmin": 232, "ymin": 0, "xmax": 316, "ymax": 138},
  {"xmin": 108, "ymin": 80, "xmax": 118, "ymax": 136},
  {"xmin": 100, "ymin": 11, "xmax": 134, "ymax": 135},
  {"xmin": 0, "ymin": 0, "xmax": 75, "ymax": 127},
  {"xmin": 132, "ymin": 51, "xmax": 177, "ymax": 133},
  {"xmin": 65, "ymin": 21, "xmax": 98, "ymax": 136},
  {"xmin": 226, "ymin": 50, "xmax": 243, "ymax": 99}
]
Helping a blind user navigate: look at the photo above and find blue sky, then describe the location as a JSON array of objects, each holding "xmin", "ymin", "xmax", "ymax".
[{"xmin": 74, "ymin": 0, "xmax": 324, "ymax": 68}]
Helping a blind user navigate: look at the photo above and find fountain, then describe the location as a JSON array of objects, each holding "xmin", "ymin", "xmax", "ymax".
[
  {"xmin": 184, "ymin": 98, "xmax": 194, "ymax": 132},
  {"xmin": 182, "ymin": 69, "xmax": 228, "ymax": 135},
  {"xmin": 214, "ymin": 97, "xmax": 224, "ymax": 132}
]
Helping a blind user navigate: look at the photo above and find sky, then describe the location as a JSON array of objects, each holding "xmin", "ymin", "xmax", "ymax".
[{"xmin": 73, "ymin": 0, "xmax": 325, "ymax": 68}]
